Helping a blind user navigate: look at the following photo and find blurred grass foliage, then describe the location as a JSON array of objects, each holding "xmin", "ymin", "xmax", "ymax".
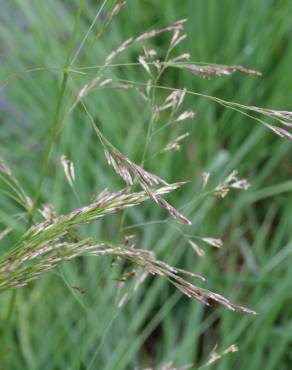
[{"xmin": 0, "ymin": 0, "xmax": 292, "ymax": 369}]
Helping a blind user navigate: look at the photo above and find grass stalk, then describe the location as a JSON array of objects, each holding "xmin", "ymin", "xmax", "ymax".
[{"xmin": 29, "ymin": 0, "xmax": 84, "ymax": 223}]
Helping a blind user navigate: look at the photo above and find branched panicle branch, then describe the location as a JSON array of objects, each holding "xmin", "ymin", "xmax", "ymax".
[
  {"xmin": 0, "ymin": 184, "xmax": 182, "ymax": 270},
  {"xmin": 0, "ymin": 236, "xmax": 255, "ymax": 315},
  {"xmin": 104, "ymin": 147, "xmax": 192, "ymax": 225}
]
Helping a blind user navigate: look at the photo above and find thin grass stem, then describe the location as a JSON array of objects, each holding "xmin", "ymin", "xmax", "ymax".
[{"xmin": 29, "ymin": 0, "xmax": 84, "ymax": 223}]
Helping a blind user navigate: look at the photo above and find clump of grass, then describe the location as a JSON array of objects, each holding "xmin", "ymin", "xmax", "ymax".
[
  {"xmin": 0, "ymin": 1, "xmax": 291, "ymax": 368},
  {"xmin": 1, "ymin": 0, "xmax": 291, "ymax": 313}
]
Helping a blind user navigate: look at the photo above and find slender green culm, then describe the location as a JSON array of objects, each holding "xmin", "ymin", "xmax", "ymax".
[{"xmin": 29, "ymin": 0, "xmax": 84, "ymax": 223}]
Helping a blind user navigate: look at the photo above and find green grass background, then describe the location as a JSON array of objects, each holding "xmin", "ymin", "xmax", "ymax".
[{"xmin": 0, "ymin": 0, "xmax": 292, "ymax": 369}]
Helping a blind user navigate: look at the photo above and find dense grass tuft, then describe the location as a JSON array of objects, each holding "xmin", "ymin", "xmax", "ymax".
[{"xmin": 0, "ymin": 1, "xmax": 291, "ymax": 369}]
